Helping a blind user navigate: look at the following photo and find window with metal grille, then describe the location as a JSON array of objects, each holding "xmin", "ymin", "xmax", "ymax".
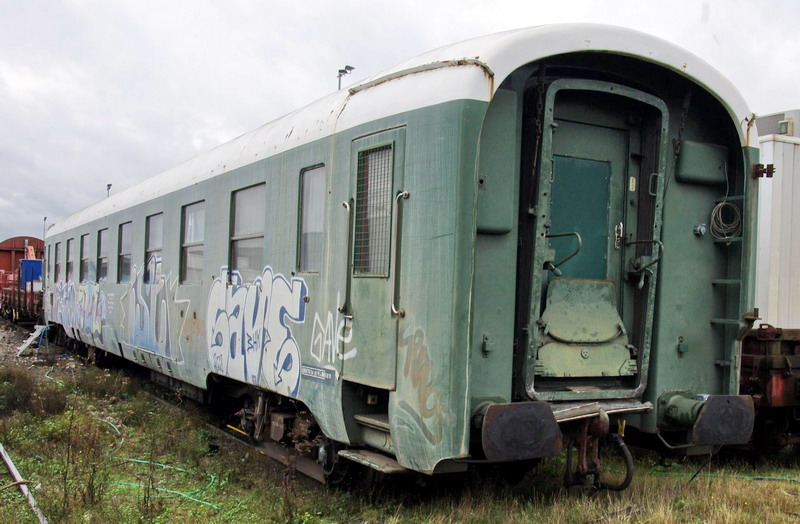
[
  {"xmin": 354, "ymin": 145, "xmax": 393, "ymax": 277},
  {"xmin": 97, "ymin": 229, "xmax": 108, "ymax": 282},
  {"xmin": 79, "ymin": 234, "xmax": 89, "ymax": 282},
  {"xmin": 145, "ymin": 213, "xmax": 163, "ymax": 283},
  {"xmin": 230, "ymin": 184, "xmax": 265, "ymax": 282}
]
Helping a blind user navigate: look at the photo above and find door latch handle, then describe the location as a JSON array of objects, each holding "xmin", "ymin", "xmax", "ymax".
[{"xmin": 614, "ymin": 222, "xmax": 624, "ymax": 250}]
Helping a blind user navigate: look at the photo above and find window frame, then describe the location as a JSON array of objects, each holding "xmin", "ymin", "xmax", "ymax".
[
  {"xmin": 144, "ymin": 213, "xmax": 164, "ymax": 284},
  {"xmin": 66, "ymin": 238, "xmax": 74, "ymax": 282},
  {"xmin": 118, "ymin": 222, "xmax": 132, "ymax": 283},
  {"xmin": 180, "ymin": 201, "xmax": 206, "ymax": 284},
  {"xmin": 54, "ymin": 243, "xmax": 60, "ymax": 282},
  {"xmin": 229, "ymin": 183, "xmax": 266, "ymax": 283},
  {"xmin": 79, "ymin": 233, "xmax": 90, "ymax": 282},
  {"xmin": 298, "ymin": 164, "xmax": 326, "ymax": 274},
  {"xmin": 96, "ymin": 228, "xmax": 108, "ymax": 282}
]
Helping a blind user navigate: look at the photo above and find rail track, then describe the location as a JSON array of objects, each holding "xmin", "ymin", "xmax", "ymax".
[{"xmin": 140, "ymin": 387, "xmax": 344, "ymax": 486}]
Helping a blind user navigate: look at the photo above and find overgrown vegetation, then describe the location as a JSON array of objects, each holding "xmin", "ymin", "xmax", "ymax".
[{"xmin": 1, "ymin": 356, "xmax": 800, "ymax": 522}]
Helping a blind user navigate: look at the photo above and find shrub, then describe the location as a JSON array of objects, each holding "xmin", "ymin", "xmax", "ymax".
[
  {"xmin": 74, "ymin": 366, "xmax": 134, "ymax": 400},
  {"xmin": 0, "ymin": 367, "xmax": 36, "ymax": 416},
  {"xmin": 31, "ymin": 381, "xmax": 69, "ymax": 416}
]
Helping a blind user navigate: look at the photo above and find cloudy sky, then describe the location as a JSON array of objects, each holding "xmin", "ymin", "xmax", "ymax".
[{"xmin": 1, "ymin": 0, "xmax": 798, "ymax": 240}]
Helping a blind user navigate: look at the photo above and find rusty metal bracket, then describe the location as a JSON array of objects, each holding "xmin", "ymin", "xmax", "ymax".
[
  {"xmin": 752, "ymin": 163, "xmax": 775, "ymax": 179},
  {"xmin": 562, "ymin": 411, "xmax": 633, "ymax": 491},
  {"xmin": 756, "ymin": 323, "xmax": 782, "ymax": 340}
]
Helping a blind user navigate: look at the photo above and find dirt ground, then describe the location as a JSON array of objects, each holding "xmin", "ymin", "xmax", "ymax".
[
  {"xmin": 0, "ymin": 320, "xmax": 83, "ymax": 377},
  {"xmin": 0, "ymin": 321, "xmax": 37, "ymax": 364}
]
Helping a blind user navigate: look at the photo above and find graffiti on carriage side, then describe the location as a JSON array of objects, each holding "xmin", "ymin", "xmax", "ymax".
[
  {"xmin": 53, "ymin": 280, "xmax": 75, "ymax": 327},
  {"xmin": 308, "ymin": 293, "xmax": 358, "ymax": 367},
  {"xmin": 53, "ymin": 281, "xmax": 108, "ymax": 344},
  {"xmin": 206, "ymin": 266, "xmax": 307, "ymax": 398},
  {"xmin": 119, "ymin": 255, "xmax": 183, "ymax": 360},
  {"xmin": 396, "ymin": 327, "xmax": 447, "ymax": 445}
]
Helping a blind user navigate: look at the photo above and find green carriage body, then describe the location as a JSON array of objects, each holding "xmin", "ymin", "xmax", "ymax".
[{"xmin": 44, "ymin": 25, "xmax": 757, "ymax": 477}]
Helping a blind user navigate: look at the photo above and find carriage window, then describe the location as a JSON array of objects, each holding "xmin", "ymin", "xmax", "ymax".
[
  {"xmin": 79, "ymin": 234, "xmax": 89, "ymax": 282},
  {"xmin": 231, "ymin": 184, "xmax": 265, "ymax": 283},
  {"xmin": 118, "ymin": 222, "xmax": 132, "ymax": 283},
  {"xmin": 97, "ymin": 229, "xmax": 108, "ymax": 282},
  {"xmin": 299, "ymin": 165, "xmax": 325, "ymax": 272},
  {"xmin": 145, "ymin": 213, "xmax": 163, "ymax": 283},
  {"xmin": 181, "ymin": 201, "xmax": 205, "ymax": 283},
  {"xmin": 47, "ymin": 244, "xmax": 51, "ymax": 282},
  {"xmin": 66, "ymin": 238, "xmax": 74, "ymax": 282},
  {"xmin": 54, "ymin": 242, "xmax": 61, "ymax": 281},
  {"xmin": 354, "ymin": 145, "xmax": 393, "ymax": 276}
]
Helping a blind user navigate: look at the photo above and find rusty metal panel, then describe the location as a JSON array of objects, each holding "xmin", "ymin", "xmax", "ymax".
[{"xmin": 551, "ymin": 399, "xmax": 652, "ymax": 423}]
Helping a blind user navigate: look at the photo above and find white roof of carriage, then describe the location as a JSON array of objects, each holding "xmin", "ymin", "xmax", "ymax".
[{"xmin": 49, "ymin": 24, "xmax": 753, "ymax": 236}]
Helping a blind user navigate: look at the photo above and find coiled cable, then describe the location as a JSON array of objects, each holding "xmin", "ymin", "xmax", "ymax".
[
  {"xmin": 710, "ymin": 161, "xmax": 742, "ymax": 240},
  {"xmin": 710, "ymin": 200, "xmax": 742, "ymax": 239}
]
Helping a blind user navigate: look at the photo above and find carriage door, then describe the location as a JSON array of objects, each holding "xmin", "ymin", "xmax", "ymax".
[
  {"xmin": 528, "ymin": 79, "xmax": 668, "ymax": 396},
  {"xmin": 341, "ymin": 128, "xmax": 406, "ymax": 390}
]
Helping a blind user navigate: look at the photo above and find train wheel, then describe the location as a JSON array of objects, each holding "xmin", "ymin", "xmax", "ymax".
[{"xmin": 319, "ymin": 438, "xmax": 350, "ymax": 486}]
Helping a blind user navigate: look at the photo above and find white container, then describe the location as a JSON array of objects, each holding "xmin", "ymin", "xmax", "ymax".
[{"xmin": 756, "ymin": 110, "xmax": 800, "ymax": 328}]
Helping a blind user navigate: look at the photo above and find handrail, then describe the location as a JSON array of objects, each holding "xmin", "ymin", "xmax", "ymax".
[
  {"xmin": 338, "ymin": 200, "xmax": 354, "ymax": 313},
  {"xmin": 391, "ymin": 191, "xmax": 410, "ymax": 317},
  {"xmin": 544, "ymin": 231, "xmax": 583, "ymax": 276},
  {"xmin": 625, "ymin": 239, "xmax": 664, "ymax": 273}
]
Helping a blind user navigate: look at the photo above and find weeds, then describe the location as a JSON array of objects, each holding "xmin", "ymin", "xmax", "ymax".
[
  {"xmin": 0, "ymin": 366, "xmax": 36, "ymax": 415},
  {"xmin": 38, "ymin": 403, "xmax": 114, "ymax": 521},
  {"xmin": 2, "ymin": 341, "xmax": 800, "ymax": 522},
  {"xmin": 30, "ymin": 381, "xmax": 69, "ymax": 416},
  {"xmin": 137, "ymin": 439, "xmax": 165, "ymax": 521},
  {"xmin": 74, "ymin": 366, "xmax": 135, "ymax": 400}
]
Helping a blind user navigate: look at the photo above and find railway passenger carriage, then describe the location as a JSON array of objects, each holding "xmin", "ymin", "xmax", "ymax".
[{"xmin": 44, "ymin": 25, "xmax": 758, "ymax": 487}]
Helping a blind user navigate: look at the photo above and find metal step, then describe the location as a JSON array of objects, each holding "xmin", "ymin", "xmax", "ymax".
[
  {"xmin": 338, "ymin": 449, "xmax": 408, "ymax": 474},
  {"xmin": 550, "ymin": 399, "xmax": 653, "ymax": 423},
  {"xmin": 711, "ymin": 279, "xmax": 741, "ymax": 286},
  {"xmin": 713, "ymin": 237, "xmax": 742, "ymax": 244},
  {"xmin": 354, "ymin": 413, "xmax": 390, "ymax": 432},
  {"xmin": 710, "ymin": 318, "xmax": 740, "ymax": 325}
]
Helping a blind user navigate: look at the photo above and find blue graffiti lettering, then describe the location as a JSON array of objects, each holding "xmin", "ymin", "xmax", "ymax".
[{"xmin": 206, "ymin": 266, "xmax": 307, "ymax": 398}]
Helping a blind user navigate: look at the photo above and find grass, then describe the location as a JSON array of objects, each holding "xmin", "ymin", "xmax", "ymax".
[{"xmin": 1, "ymin": 361, "xmax": 800, "ymax": 523}]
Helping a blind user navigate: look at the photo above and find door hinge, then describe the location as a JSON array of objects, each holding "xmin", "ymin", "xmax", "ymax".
[{"xmin": 752, "ymin": 163, "xmax": 775, "ymax": 179}]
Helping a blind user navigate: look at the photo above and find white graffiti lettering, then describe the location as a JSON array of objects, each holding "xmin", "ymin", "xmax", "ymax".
[{"xmin": 309, "ymin": 293, "xmax": 357, "ymax": 366}]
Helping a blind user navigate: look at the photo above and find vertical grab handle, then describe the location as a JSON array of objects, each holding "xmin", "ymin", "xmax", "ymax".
[
  {"xmin": 338, "ymin": 200, "xmax": 353, "ymax": 313},
  {"xmin": 391, "ymin": 191, "xmax": 410, "ymax": 317}
]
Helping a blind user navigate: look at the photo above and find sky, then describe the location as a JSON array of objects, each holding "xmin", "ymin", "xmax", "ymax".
[{"xmin": 1, "ymin": 0, "xmax": 798, "ymax": 241}]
